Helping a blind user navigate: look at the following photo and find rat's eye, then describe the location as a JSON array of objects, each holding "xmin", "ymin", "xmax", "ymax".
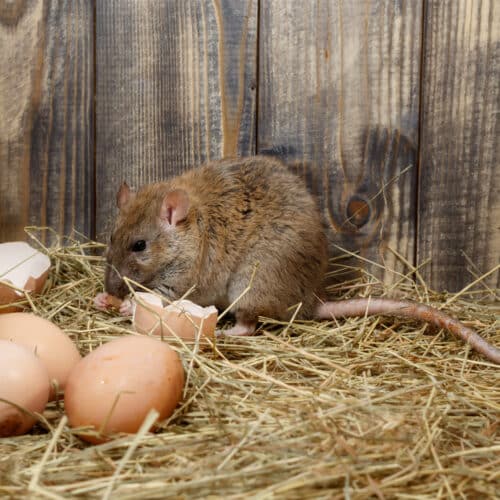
[{"xmin": 131, "ymin": 240, "xmax": 146, "ymax": 252}]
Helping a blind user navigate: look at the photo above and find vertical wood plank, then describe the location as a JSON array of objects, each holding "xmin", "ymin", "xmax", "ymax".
[
  {"xmin": 96, "ymin": 0, "xmax": 258, "ymax": 239},
  {"xmin": 418, "ymin": 0, "xmax": 500, "ymax": 292},
  {"xmin": 0, "ymin": 0, "xmax": 94, "ymax": 243},
  {"xmin": 259, "ymin": 1, "xmax": 423, "ymax": 282}
]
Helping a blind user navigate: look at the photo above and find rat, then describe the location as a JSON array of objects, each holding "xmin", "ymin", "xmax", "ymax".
[{"xmin": 94, "ymin": 156, "xmax": 500, "ymax": 365}]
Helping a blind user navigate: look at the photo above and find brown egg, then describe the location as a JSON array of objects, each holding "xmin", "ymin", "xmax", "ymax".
[
  {"xmin": 0, "ymin": 340, "xmax": 50, "ymax": 437},
  {"xmin": 0, "ymin": 242, "xmax": 51, "ymax": 313},
  {"xmin": 133, "ymin": 292, "xmax": 218, "ymax": 342},
  {"xmin": 64, "ymin": 335, "xmax": 185, "ymax": 443},
  {"xmin": 0, "ymin": 313, "xmax": 81, "ymax": 400}
]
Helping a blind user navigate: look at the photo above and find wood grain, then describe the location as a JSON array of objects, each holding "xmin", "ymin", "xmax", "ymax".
[
  {"xmin": 0, "ymin": 0, "xmax": 94, "ymax": 243},
  {"xmin": 96, "ymin": 0, "xmax": 258, "ymax": 239},
  {"xmin": 258, "ymin": 0, "xmax": 423, "ymax": 283},
  {"xmin": 418, "ymin": 0, "xmax": 500, "ymax": 292}
]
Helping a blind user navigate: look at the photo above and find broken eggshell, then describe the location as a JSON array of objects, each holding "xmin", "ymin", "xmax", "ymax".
[
  {"xmin": 133, "ymin": 292, "xmax": 218, "ymax": 341},
  {"xmin": 0, "ymin": 242, "xmax": 51, "ymax": 313}
]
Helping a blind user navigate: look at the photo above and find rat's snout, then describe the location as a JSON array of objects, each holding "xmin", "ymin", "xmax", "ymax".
[{"xmin": 104, "ymin": 264, "xmax": 129, "ymax": 299}]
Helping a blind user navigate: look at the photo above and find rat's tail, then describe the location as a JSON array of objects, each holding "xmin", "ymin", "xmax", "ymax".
[{"xmin": 316, "ymin": 298, "xmax": 500, "ymax": 365}]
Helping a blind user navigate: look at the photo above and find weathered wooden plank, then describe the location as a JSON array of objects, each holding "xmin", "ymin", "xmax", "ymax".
[
  {"xmin": 96, "ymin": 0, "xmax": 258, "ymax": 239},
  {"xmin": 259, "ymin": 1, "xmax": 423, "ymax": 283},
  {"xmin": 0, "ymin": 0, "xmax": 94, "ymax": 243},
  {"xmin": 418, "ymin": 0, "xmax": 500, "ymax": 292}
]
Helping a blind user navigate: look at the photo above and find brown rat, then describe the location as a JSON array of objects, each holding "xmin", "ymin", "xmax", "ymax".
[{"xmin": 96, "ymin": 156, "xmax": 500, "ymax": 364}]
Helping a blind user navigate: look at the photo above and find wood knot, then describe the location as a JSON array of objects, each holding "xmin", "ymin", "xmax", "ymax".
[
  {"xmin": 0, "ymin": 0, "xmax": 28, "ymax": 27},
  {"xmin": 346, "ymin": 195, "xmax": 371, "ymax": 228}
]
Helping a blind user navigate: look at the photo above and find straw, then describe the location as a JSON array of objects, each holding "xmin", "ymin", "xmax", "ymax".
[{"xmin": 0, "ymin": 227, "xmax": 498, "ymax": 498}]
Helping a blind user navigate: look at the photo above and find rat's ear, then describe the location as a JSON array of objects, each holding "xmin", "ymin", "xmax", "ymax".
[
  {"xmin": 159, "ymin": 189, "xmax": 190, "ymax": 228},
  {"xmin": 116, "ymin": 182, "xmax": 135, "ymax": 210}
]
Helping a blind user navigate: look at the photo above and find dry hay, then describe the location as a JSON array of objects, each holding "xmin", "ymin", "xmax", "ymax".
[{"xmin": 0, "ymin": 228, "xmax": 499, "ymax": 499}]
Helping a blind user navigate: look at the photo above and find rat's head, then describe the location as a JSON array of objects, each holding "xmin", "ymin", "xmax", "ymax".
[{"xmin": 105, "ymin": 182, "xmax": 198, "ymax": 299}]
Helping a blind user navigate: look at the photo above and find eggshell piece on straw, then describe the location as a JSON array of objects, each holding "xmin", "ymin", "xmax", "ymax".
[
  {"xmin": 0, "ymin": 242, "xmax": 51, "ymax": 313},
  {"xmin": 133, "ymin": 292, "xmax": 217, "ymax": 341}
]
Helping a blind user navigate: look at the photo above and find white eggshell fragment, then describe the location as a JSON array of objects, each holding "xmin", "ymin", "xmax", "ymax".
[
  {"xmin": 0, "ymin": 313, "xmax": 81, "ymax": 400},
  {"xmin": 0, "ymin": 242, "xmax": 51, "ymax": 313},
  {"xmin": 0, "ymin": 340, "xmax": 50, "ymax": 437},
  {"xmin": 133, "ymin": 292, "xmax": 218, "ymax": 341},
  {"xmin": 64, "ymin": 335, "xmax": 185, "ymax": 443}
]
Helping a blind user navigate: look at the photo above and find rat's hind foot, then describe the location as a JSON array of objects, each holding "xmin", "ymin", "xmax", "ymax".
[{"xmin": 217, "ymin": 321, "xmax": 257, "ymax": 337}]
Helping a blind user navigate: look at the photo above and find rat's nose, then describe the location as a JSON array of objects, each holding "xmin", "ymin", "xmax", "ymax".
[{"xmin": 104, "ymin": 265, "xmax": 129, "ymax": 299}]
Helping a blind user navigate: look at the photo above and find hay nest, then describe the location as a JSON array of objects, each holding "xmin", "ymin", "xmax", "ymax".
[{"xmin": 1, "ymin": 229, "xmax": 499, "ymax": 499}]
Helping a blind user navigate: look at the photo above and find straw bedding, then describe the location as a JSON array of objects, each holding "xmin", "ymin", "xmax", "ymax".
[{"xmin": 0, "ymin": 230, "xmax": 499, "ymax": 499}]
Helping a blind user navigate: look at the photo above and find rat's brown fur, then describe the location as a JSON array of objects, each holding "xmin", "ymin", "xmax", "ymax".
[{"xmin": 105, "ymin": 156, "xmax": 328, "ymax": 329}]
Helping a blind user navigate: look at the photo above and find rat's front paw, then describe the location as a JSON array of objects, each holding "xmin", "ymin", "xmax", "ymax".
[
  {"xmin": 119, "ymin": 298, "xmax": 135, "ymax": 317},
  {"xmin": 94, "ymin": 292, "xmax": 110, "ymax": 311}
]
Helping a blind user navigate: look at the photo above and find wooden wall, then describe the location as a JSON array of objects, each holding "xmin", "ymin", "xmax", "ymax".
[{"xmin": 0, "ymin": 0, "xmax": 498, "ymax": 293}]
